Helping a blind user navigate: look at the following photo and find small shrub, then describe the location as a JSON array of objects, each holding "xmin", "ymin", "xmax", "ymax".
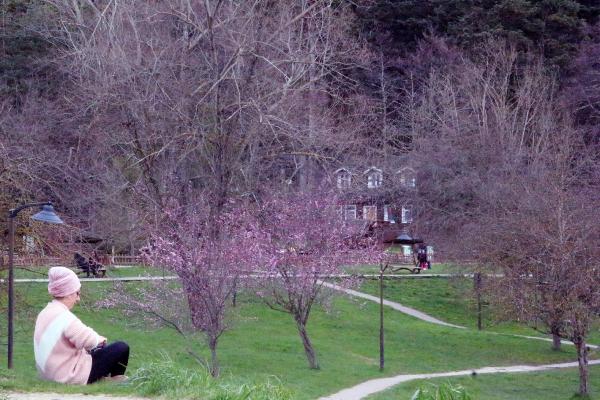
[
  {"xmin": 130, "ymin": 357, "xmax": 211, "ymax": 396},
  {"xmin": 411, "ymin": 382, "xmax": 472, "ymax": 400},
  {"xmin": 130, "ymin": 355, "xmax": 291, "ymax": 400}
]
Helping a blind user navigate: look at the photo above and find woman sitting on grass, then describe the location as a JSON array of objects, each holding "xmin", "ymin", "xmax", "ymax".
[{"xmin": 34, "ymin": 267, "xmax": 130, "ymax": 384}]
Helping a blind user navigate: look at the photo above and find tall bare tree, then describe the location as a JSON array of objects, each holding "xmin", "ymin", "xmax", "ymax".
[
  {"xmin": 39, "ymin": 0, "xmax": 367, "ymax": 221},
  {"xmin": 402, "ymin": 40, "xmax": 600, "ymax": 396},
  {"xmin": 475, "ymin": 129, "xmax": 600, "ymax": 396}
]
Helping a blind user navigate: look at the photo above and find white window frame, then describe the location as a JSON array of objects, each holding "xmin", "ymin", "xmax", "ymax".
[
  {"xmin": 401, "ymin": 206, "xmax": 413, "ymax": 224},
  {"xmin": 336, "ymin": 172, "xmax": 351, "ymax": 189},
  {"xmin": 344, "ymin": 205, "xmax": 357, "ymax": 221},
  {"xmin": 383, "ymin": 205, "xmax": 390, "ymax": 222},
  {"xmin": 367, "ymin": 172, "xmax": 382, "ymax": 188},
  {"xmin": 364, "ymin": 167, "xmax": 383, "ymax": 189},
  {"xmin": 398, "ymin": 168, "xmax": 416, "ymax": 188},
  {"xmin": 335, "ymin": 168, "xmax": 352, "ymax": 189},
  {"xmin": 362, "ymin": 205, "xmax": 377, "ymax": 221}
]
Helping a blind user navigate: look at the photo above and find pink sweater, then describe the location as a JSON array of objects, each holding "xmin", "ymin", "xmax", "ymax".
[{"xmin": 34, "ymin": 300, "xmax": 102, "ymax": 384}]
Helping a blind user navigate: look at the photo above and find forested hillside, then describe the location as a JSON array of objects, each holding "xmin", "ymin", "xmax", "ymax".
[
  {"xmin": 358, "ymin": 0, "xmax": 600, "ymax": 69},
  {"xmin": 1, "ymin": 0, "xmax": 599, "ymax": 246}
]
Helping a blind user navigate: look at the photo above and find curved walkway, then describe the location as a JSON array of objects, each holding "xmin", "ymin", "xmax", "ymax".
[
  {"xmin": 321, "ymin": 281, "xmax": 598, "ymax": 399},
  {"xmin": 320, "ymin": 281, "xmax": 465, "ymax": 329},
  {"xmin": 322, "ymin": 281, "xmax": 598, "ymax": 349},
  {"xmin": 319, "ymin": 360, "xmax": 600, "ymax": 400}
]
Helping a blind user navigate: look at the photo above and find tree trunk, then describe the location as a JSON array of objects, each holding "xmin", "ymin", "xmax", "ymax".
[
  {"xmin": 551, "ymin": 327, "xmax": 561, "ymax": 351},
  {"xmin": 232, "ymin": 278, "xmax": 237, "ymax": 307},
  {"xmin": 574, "ymin": 337, "xmax": 589, "ymax": 396},
  {"xmin": 296, "ymin": 321, "xmax": 319, "ymax": 369},
  {"xmin": 208, "ymin": 337, "xmax": 220, "ymax": 378},
  {"xmin": 379, "ymin": 267, "xmax": 384, "ymax": 371}
]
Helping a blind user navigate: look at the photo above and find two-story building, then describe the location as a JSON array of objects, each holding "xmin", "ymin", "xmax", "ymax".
[
  {"xmin": 334, "ymin": 165, "xmax": 416, "ymax": 225},
  {"xmin": 333, "ymin": 165, "xmax": 434, "ymax": 260}
]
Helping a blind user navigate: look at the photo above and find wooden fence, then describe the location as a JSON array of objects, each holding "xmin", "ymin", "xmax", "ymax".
[
  {"xmin": 0, "ymin": 255, "xmax": 65, "ymax": 268},
  {"xmin": 110, "ymin": 255, "xmax": 143, "ymax": 266},
  {"xmin": 0, "ymin": 254, "xmax": 143, "ymax": 268}
]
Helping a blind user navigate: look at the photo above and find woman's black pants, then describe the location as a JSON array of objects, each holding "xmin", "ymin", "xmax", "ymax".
[{"xmin": 87, "ymin": 341, "xmax": 130, "ymax": 384}]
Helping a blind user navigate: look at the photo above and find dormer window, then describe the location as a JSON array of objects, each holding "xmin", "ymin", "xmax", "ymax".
[
  {"xmin": 397, "ymin": 168, "xmax": 416, "ymax": 188},
  {"xmin": 334, "ymin": 168, "xmax": 352, "ymax": 189},
  {"xmin": 365, "ymin": 167, "xmax": 383, "ymax": 188}
]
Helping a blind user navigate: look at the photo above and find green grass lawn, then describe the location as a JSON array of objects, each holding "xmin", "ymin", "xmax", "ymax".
[
  {"xmin": 0, "ymin": 279, "xmax": 588, "ymax": 399},
  {"xmin": 367, "ymin": 365, "xmax": 600, "ymax": 400},
  {"xmin": 359, "ymin": 277, "xmax": 600, "ymax": 344}
]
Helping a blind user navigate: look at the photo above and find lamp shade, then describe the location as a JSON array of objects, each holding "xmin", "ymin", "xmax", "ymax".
[
  {"xmin": 31, "ymin": 204, "xmax": 64, "ymax": 224},
  {"xmin": 392, "ymin": 231, "xmax": 424, "ymax": 245},
  {"xmin": 396, "ymin": 232, "xmax": 412, "ymax": 242}
]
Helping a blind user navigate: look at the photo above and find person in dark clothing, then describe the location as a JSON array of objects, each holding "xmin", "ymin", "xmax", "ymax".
[
  {"xmin": 87, "ymin": 341, "xmax": 130, "ymax": 383},
  {"xmin": 417, "ymin": 244, "xmax": 428, "ymax": 270}
]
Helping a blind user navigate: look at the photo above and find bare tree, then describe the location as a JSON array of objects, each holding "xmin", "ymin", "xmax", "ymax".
[
  {"xmin": 475, "ymin": 129, "xmax": 600, "ymax": 395},
  {"xmin": 37, "ymin": 0, "xmax": 368, "ymax": 222},
  {"xmin": 404, "ymin": 41, "xmax": 559, "ymax": 256},
  {"xmin": 401, "ymin": 39, "xmax": 600, "ymax": 396}
]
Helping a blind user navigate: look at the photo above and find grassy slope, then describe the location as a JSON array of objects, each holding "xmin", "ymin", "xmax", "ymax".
[
  {"xmin": 359, "ymin": 278, "xmax": 600, "ymax": 344},
  {"xmin": 0, "ymin": 280, "xmax": 585, "ymax": 400},
  {"xmin": 367, "ymin": 366, "xmax": 600, "ymax": 400}
]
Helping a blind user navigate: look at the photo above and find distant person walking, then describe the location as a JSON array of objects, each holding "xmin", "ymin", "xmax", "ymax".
[{"xmin": 34, "ymin": 267, "xmax": 129, "ymax": 384}]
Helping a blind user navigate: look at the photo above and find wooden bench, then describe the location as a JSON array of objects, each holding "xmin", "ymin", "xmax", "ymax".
[{"xmin": 385, "ymin": 253, "xmax": 421, "ymax": 274}]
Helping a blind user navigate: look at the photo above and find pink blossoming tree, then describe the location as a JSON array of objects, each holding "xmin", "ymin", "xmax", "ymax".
[
  {"xmin": 141, "ymin": 200, "xmax": 267, "ymax": 377},
  {"xmin": 253, "ymin": 192, "xmax": 383, "ymax": 369}
]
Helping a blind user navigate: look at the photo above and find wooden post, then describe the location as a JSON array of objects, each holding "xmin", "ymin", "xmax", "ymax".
[
  {"xmin": 7, "ymin": 215, "xmax": 15, "ymax": 368},
  {"xmin": 474, "ymin": 271, "xmax": 483, "ymax": 331},
  {"xmin": 379, "ymin": 262, "xmax": 388, "ymax": 371}
]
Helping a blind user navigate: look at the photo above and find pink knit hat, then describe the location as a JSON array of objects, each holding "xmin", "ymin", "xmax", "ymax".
[{"xmin": 48, "ymin": 267, "xmax": 81, "ymax": 298}]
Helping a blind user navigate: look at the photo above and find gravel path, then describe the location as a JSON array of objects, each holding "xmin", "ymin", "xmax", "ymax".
[
  {"xmin": 5, "ymin": 273, "xmax": 492, "ymax": 285},
  {"xmin": 318, "ymin": 359, "xmax": 600, "ymax": 400},
  {"xmin": 321, "ymin": 281, "xmax": 466, "ymax": 329},
  {"xmin": 321, "ymin": 281, "xmax": 599, "ymax": 399},
  {"xmin": 322, "ymin": 281, "xmax": 599, "ymax": 349}
]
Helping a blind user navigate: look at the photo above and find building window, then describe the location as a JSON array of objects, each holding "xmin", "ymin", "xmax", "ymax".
[
  {"xmin": 334, "ymin": 168, "xmax": 352, "ymax": 189},
  {"xmin": 383, "ymin": 205, "xmax": 390, "ymax": 222},
  {"xmin": 344, "ymin": 205, "xmax": 357, "ymax": 220},
  {"xmin": 363, "ymin": 205, "xmax": 377, "ymax": 221},
  {"xmin": 398, "ymin": 168, "xmax": 416, "ymax": 188},
  {"xmin": 365, "ymin": 167, "xmax": 383, "ymax": 188},
  {"xmin": 401, "ymin": 206, "xmax": 413, "ymax": 224}
]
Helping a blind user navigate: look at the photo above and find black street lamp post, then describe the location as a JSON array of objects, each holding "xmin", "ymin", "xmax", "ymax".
[{"xmin": 7, "ymin": 202, "xmax": 63, "ymax": 369}]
